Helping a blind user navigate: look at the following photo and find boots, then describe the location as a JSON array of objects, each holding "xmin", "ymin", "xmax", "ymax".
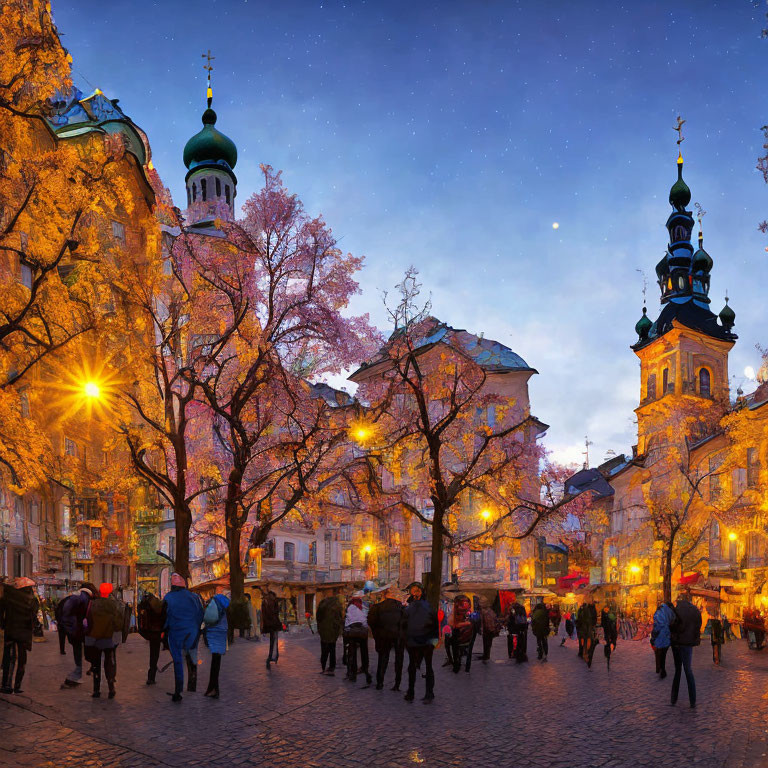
[
  {"xmin": 13, "ymin": 667, "xmax": 24, "ymax": 694},
  {"xmin": 185, "ymin": 655, "xmax": 197, "ymax": 692},
  {"xmin": 146, "ymin": 667, "xmax": 156, "ymax": 685},
  {"xmin": 107, "ymin": 681, "xmax": 116, "ymax": 699}
]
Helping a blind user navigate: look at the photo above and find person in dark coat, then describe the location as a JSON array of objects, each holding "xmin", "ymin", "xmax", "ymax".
[
  {"xmin": 531, "ymin": 601, "xmax": 550, "ymax": 661},
  {"xmin": 260, "ymin": 590, "xmax": 282, "ymax": 669},
  {"xmin": 577, "ymin": 599, "xmax": 598, "ymax": 666},
  {"xmin": 316, "ymin": 595, "xmax": 344, "ymax": 675},
  {"xmin": 163, "ymin": 573, "xmax": 205, "ymax": 702},
  {"xmin": 58, "ymin": 583, "xmax": 96, "ymax": 689},
  {"xmin": 448, "ymin": 594, "xmax": 476, "ymax": 672},
  {"xmin": 137, "ymin": 591, "xmax": 167, "ymax": 685},
  {"xmin": 0, "ymin": 577, "xmax": 39, "ymax": 694},
  {"xmin": 478, "ymin": 598, "xmax": 499, "ymax": 662},
  {"xmin": 670, "ymin": 596, "xmax": 702, "ymax": 708},
  {"xmin": 203, "ymin": 592, "xmax": 229, "ymax": 698},
  {"xmin": 368, "ymin": 587, "xmax": 405, "ymax": 690},
  {"xmin": 53, "ymin": 598, "xmax": 67, "ymax": 655},
  {"xmin": 84, "ymin": 583, "xmax": 124, "ymax": 699},
  {"xmin": 710, "ymin": 615, "xmax": 724, "ymax": 665},
  {"xmin": 508, "ymin": 599, "xmax": 529, "ymax": 663},
  {"xmin": 562, "ymin": 611, "xmax": 574, "ymax": 646},
  {"xmin": 601, "ymin": 605, "xmax": 618, "ymax": 667},
  {"xmin": 343, "ymin": 596, "xmax": 371, "ymax": 685},
  {"xmin": 402, "ymin": 582, "xmax": 438, "ymax": 702}
]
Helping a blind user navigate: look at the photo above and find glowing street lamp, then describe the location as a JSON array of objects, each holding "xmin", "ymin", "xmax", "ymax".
[
  {"xmin": 349, "ymin": 419, "xmax": 376, "ymax": 446},
  {"xmin": 629, "ymin": 564, "xmax": 641, "ymax": 574},
  {"xmin": 480, "ymin": 508, "xmax": 492, "ymax": 522},
  {"xmin": 728, "ymin": 531, "xmax": 738, "ymax": 542}
]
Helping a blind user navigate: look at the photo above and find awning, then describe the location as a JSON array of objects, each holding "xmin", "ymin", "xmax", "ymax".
[{"xmin": 676, "ymin": 571, "xmax": 702, "ymax": 586}]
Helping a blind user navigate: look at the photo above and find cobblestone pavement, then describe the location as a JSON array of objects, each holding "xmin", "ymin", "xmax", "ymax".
[{"xmin": 2, "ymin": 629, "xmax": 768, "ymax": 768}]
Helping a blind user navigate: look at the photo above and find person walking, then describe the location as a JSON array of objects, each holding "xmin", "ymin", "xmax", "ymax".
[
  {"xmin": 670, "ymin": 596, "xmax": 702, "ymax": 708},
  {"xmin": 368, "ymin": 587, "xmax": 404, "ymax": 690},
  {"xmin": 562, "ymin": 611, "xmax": 574, "ymax": 646},
  {"xmin": 402, "ymin": 582, "xmax": 438, "ymax": 702},
  {"xmin": 316, "ymin": 594, "xmax": 344, "ymax": 676},
  {"xmin": 203, "ymin": 590, "xmax": 229, "ymax": 698},
  {"xmin": 137, "ymin": 591, "xmax": 166, "ymax": 685},
  {"xmin": 722, "ymin": 615, "xmax": 732, "ymax": 641},
  {"xmin": 163, "ymin": 573, "xmax": 204, "ymax": 702},
  {"xmin": 0, "ymin": 577, "xmax": 39, "ymax": 694},
  {"xmin": 531, "ymin": 601, "xmax": 550, "ymax": 661},
  {"xmin": 550, "ymin": 604, "xmax": 562, "ymax": 640},
  {"xmin": 261, "ymin": 590, "xmax": 282, "ymax": 669},
  {"xmin": 710, "ymin": 615, "xmax": 724, "ymax": 665},
  {"xmin": 447, "ymin": 594, "xmax": 476, "ymax": 673},
  {"xmin": 343, "ymin": 596, "xmax": 371, "ymax": 685},
  {"xmin": 478, "ymin": 598, "xmax": 500, "ymax": 663},
  {"xmin": 58, "ymin": 583, "xmax": 96, "ymax": 689},
  {"xmin": 53, "ymin": 597, "xmax": 67, "ymax": 655},
  {"xmin": 509, "ymin": 599, "xmax": 529, "ymax": 663},
  {"xmin": 577, "ymin": 598, "xmax": 598, "ymax": 666},
  {"xmin": 650, "ymin": 601, "xmax": 676, "ymax": 679},
  {"xmin": 84, "ymin": 583, "xmax": 124, "ymax": 699},
  {"xmin": 601, "ymin": 605, "xmax": 618, "ymax": 668}
]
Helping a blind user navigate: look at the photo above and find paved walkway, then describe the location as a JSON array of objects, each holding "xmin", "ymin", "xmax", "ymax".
[{"xmin": 1, "ymin": 630, "xmax": 768, "ymax": 768}]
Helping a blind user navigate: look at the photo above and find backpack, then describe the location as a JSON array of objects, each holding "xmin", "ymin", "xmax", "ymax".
[{"xmin": 204, "ymin": 597, "xmax": 222, "ymax": 626}]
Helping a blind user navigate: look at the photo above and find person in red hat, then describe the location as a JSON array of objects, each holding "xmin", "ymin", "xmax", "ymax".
[
  {"xmin": 0, "ymin": 577, "xmax": 39, "ymax": 694},
  {"xmin": 84, "ymin": 583, "xmax": 125, "ymax": 699}
]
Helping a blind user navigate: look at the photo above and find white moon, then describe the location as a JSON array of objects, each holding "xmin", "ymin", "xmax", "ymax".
[
  {"xmin": 744, "ymin": 366, "xmax": 755, "ymax": 380},
  {"xmin": 552, "ymin": 222, "xmax": 560, "ymax": 230}
]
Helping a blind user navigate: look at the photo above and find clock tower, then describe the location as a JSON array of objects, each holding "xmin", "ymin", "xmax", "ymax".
[{"xmin": 631, "ymin": 146, "xmax": 737, "ymax": 456}]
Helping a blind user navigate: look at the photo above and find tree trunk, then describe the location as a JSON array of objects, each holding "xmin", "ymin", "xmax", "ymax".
[
  {"xmin": 173, "ymin": 501, "xmax": 191, "ymax": 580},
  {"xmin": 225, "ymin": 468, "xmax": 245, "ymax": 601},
  {"xmin": 661, "ymin": 532, "xmax": 676, "ymax": 604},
  {"xmin": 427, "ymin": 508, "xmax": 445, "ymax": 609}
]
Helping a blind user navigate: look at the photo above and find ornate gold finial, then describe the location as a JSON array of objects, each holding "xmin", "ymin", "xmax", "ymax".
[
  {"xmin": 202, "ymin": 49, "xmax": 215, "ymax": 108},
  {"xmin": 674, "ymin": 115, "xmax": 685, "ymax": 163}
]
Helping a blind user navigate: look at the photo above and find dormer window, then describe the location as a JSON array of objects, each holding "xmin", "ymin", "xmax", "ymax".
[{"xmin": 699, "ymin": 367, "xmax": 711, "ymax": 397}]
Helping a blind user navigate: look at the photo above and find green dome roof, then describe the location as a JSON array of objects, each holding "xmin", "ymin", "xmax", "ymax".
[
  {"xmin": 635, "ymin": 306, "xmax": 652, "ymax": 338},
  {"xmin": 719, "ymin": 297, "xmax": 735, "ymax": 328},
  {"xmin": 669, "ymin": 156, "xmax": 691, "ymax": 210},
  {"xmin": 183, "ymin": 108, "xmax": 237, "ymax": 171},
  {"xmin": 692, "ymin": 245, "xmax": 713, "ymax": 273}
]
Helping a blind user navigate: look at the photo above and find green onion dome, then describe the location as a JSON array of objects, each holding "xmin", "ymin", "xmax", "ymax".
[
  {"xmin": 692, "ymin": 244, "xmax": 713, "ymax": 273},
  {"xmin": 719, "ymin": 297, "xmax": 735, "ymax": 330},
  {"xmin": 669, "ymin": 153, "xmax": 691, "ymax": 210},
  {"xmin": 635, "ymin": 306, "xmax": 652, "ymax": 339},
  {"xmin": 183, "ymin": 108, "xmax": 237, "ymax": 171}
]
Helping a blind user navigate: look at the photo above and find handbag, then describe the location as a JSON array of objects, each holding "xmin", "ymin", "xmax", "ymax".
[{"xmin": 203, "ymin": 599, "xmax": 221, "ymax": 626}]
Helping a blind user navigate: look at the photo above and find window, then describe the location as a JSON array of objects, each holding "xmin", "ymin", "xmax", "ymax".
[
  {"xmin": 201, "ymin": 178, "xmax": 207, "ymax": 201},
  {"xmin": 215, "ymin": 178, "xmax": 221, "ymax": 197},
  {"xmin": 29, "ymin": 501, "xmax": 39, "ymax": 526},
  {"xmin": 341, "ymin": 548, "xmax": 352, "ymax": 567},
  {"xmin": 169, "ymin": 536, "xmax": 176, "ymax": 560},
  {"xmin": 509, "ymin": 557, "xmax": 519, "ymax": 581},
  {"xmin": 309, "ymin": 541, "xmax": 317, "ymax": 565},
  {"xmin": 423, "ymin": 555, "xmax": 432, "ymax": 573},
  {"xmin": 225, "ymin": 185, "xmax": 231, "ymax": 205},
  {"xmin": 111, "ymin": 220, "xmax": 126, "ymax": 246},
  {"xmin": 339, "ymin": 524, "xmax": 351, "ymax": 542},
  {"xmin": 283, "ymin": 541, "xmax": 295, "ymax": 561},
  {"xmin": 662, "ymin": 368, "xmax": 670, "ymax": 394},
  {"xmin": 91, "ymin": 526, "xmax": 101, "ymax": 541},
  {"xmin": 64, "ymin": 438, "xmax": 77, "ymax": 456},
  {"xmin": 646, "ymin": 374, "xmax": 656, "ymax": 400},
  {"xmin": 19, "ymin": 392, "xmax": 30, "ymax": 418},
  {"xmin": 747, "ymin": 447, "xmax": 759, "ymax": 488},
  {"xmin": 709, "ymin": 455, "xmax": 723, "ymax": 501},
  {"xmin": 420, "ymin": 524, "xmax": 431, "ymax": 541},
  {"xmin": 20, "ymin": 259, "xmax": 33, "ymax": 290},
  {"xmin": 699, "ymin": 368, "xmax": 711, "ymax": 397},
  {"xmin": 187, "ymin": 187, "xmax": 191, "ymax": 206},
  {"xmin": 192, "ymin": 183, "xmax": 197, "ymax": 202},
  {"xmin": 732, "ymin": 467, "xmax": 746, "ymax": 497},
  {"xmin": 469, "ymin": 550, "xmax": 484, "ymax": 568},
  {"xmin": 263, "ymin": 539, "xmax": 275, "ymax": 558}
]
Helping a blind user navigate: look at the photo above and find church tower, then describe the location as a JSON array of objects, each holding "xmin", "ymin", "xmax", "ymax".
[
  {"xmin": 182, "ymin": 53, "xmax": 237, "ymax": 226},
  {"xmin": 632, "ymin": 136, "xmax": 737, "ymax": 456}
]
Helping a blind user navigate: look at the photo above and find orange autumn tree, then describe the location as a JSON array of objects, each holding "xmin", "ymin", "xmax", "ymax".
[
  {"xmin": 351, "ymin": 269, "xmax": 585, "ymax": 607},
  {"xmin": 0, "ymin": 1, "xmax": 154, "ymax": 491}
]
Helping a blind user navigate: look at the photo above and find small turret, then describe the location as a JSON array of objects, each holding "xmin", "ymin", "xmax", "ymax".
[
  {"xmin": 635, "ymin": 306, "xmax": 652, "ymax": 340},
  {"xmin": 719, "ymin": 296, "xmax": 735, "ymax": 331}
]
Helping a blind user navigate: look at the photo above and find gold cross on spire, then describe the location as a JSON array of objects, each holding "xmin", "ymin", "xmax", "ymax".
[
  {"xmin": 202, "ymin": 49, "xmax": 215, "ymax": 107},
  {"xmin": 674, "ymin": 115, "xmax": 686, "ymax": 146}
]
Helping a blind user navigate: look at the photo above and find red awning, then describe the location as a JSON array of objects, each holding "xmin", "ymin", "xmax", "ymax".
[{"xmin": 676, "ymin": 571, "xmax": 702, "ymax": 586}]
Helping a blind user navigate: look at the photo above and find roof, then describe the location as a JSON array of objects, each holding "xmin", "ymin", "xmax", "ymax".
[
  {"xmin": 565, "ymin": 467, "xmax": 615, "ymax": 499},
  {"xmin": 350, "ymin": 317, "xmax": 536, "ymax": 381},
  {"xmin": 633, "ymin": 300, "xmax": 736, "ymax": 351},
  {"xmin": 306, "ymin": 381, "xmax": 353, "ymax": 407}
]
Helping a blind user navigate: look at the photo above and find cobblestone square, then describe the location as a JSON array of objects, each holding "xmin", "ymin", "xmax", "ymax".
[{"xmin": 2, "ymin": 631, "xmax": 768, "ymax": 768}]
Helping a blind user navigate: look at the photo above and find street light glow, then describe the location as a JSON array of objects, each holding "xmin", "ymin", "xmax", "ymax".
[
  {"xmin": 629, "ymin": 564, "xmax": 641, "ymax": 574},
  {"xmin": 728, "ymin": 531, "xmax": 738, "ymax": 541},
  {"xmin": 480, "ymin": 508, "xmax": 492, "ymax": 521}
]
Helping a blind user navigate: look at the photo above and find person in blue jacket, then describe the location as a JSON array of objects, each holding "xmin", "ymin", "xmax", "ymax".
[
  {"xmin": 203, "ymin": 590, "xmax": 229, "ymax": 699},
  {"xmin": 650, "ymin": 601, "xmax": 676, "ymax": 679},
  {"xmin": 163, "ymin": 573, "xmax": 204, "ymax": 702}
]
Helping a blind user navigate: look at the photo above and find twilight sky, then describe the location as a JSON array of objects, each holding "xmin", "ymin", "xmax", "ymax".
[{"xmin": 54, "ymin": 0, "xmax": 768, "ymax": 467}]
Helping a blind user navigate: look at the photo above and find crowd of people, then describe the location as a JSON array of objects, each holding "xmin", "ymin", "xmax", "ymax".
[{"xmin": 0, "ymin": 572, "xmax": 747, "ymax": 711}]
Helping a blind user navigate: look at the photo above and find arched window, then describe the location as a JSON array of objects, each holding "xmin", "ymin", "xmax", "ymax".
[
  {"xmin": 216, "ymin": 178, "xmax": 221, "ymax": 197},
  {"xmin": 192, "ymin": 183, "xmax": 197, "ymax": 202},
  {"xmin": 187, "ymin": 187, "xmax": 191, "ymax": 206},
  {"xmin": 283, "ymin": 541, "xmax": 295, "ymax": 561},
  {"xmin": 646, "ymin": 374, "xmax": 656, "ymax": 400},
  {"xmin": 225, "ymin": 185, "xmax": 230, "ymax": 205},
  {"xmin": 662, "ymin": 368, "xmax": 669, "ymax": 394},
  {"xmin": 201, "ymin": 178, "xmax": 207, "ymax": 201},
  {"xmin": 699, "ymin": 368, "xmax": 711, "ymax": 397}
]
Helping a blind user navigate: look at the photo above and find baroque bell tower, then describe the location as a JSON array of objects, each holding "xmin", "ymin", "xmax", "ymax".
[{"xmin": 632, "ymin": 121, "xmax": 737, "ymax": 456}]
